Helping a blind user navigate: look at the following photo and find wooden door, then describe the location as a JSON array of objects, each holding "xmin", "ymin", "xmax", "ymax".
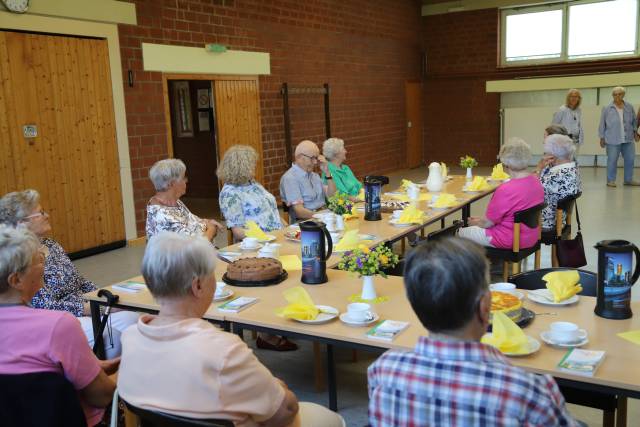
[
  {"xmin": 213, "ymin": 79, "xmax": 264, "ymax": 182},
  {"xmin": 0, "ymin": 31, "xmax": 125, "ymax": 253},
  {"xmin": 405, "ymin": 81, "xmax": 423, "ymax": 168}
]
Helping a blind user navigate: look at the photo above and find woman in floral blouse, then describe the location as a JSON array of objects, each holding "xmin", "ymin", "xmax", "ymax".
[
  {"xmin": 217, "ymin": 145, "xmax": 284, "ymax": 241},
  {"xmin": 537, "ymin": 134, "xmax": 582, "ymax": 230},
  {"xmin": 146, "ymin": 158, "xmax": 223, "ymax": 242},
  {"xmin": 0, "ymin": 189, "xmax": 138, "ymax": 358}
]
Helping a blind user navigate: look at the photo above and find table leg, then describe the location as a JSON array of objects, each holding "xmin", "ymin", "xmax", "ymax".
[
  {"xmin": 90, "ymin": 300, "xmax": 105, "ymax": 360},
  {"xmin": 327, "ymin": 344, "xmax": 337, "ymax": 411}
]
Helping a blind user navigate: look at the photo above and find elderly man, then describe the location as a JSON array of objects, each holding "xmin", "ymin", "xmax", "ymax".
[
  {"xmin": 598, "ymin": 86, "xmax": 640, "ymax": 187},
  {"xmin": 280, "ymin": 140, "xmax": 327, "ymax": 222},
  {"xmin": 368, "ymin": 237, "xmax": 580, "ymax": 427}
]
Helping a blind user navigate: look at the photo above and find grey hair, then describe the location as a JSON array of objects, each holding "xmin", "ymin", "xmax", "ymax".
[
  {"xmin": 545, "ymin": 124, "xmax": 568, "ymax": 136},
  {"xmin": 322, "ymin": 138, "xmax": 345, "ymax": 161},
  {"xmin": 0, "ymin": 190, "xmax": 41, "ymax": 226},
  {"xmin": 499, "ymin": 138, "xmax": 532, "ymax": 171},
  {"xmin": 0, "ymin": 224, "xmax": 40, "ymax": 294},
  {"xmin": 612, "ymin": 86, "xmax": 626, "ymax": 95},
  {"xmin": 142, "ymin": 231, "xmax": 216, "ymax": 298},
  {"xmin": 544, "ymin": 134, "xmax": 575, "ymax": 161},
  {"xmin": 149, "ymin": 159, "xmax": 187, "ymax": 192}
]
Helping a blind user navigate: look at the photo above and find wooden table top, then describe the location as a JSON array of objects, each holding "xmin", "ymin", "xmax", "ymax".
[
  {"xmin": 86, "ymin": 268, "xmax": 640, "ymax": 395},
  {"xmin": 219, "ymin": 176, "xmax": 498, "ymax": 268}
]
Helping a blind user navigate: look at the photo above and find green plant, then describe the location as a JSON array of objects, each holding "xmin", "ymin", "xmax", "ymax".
[
  {"xmin": 460, "ymin": 155, "xmax": 478, "ymax": 169},
  {"xmin": 337, "ymin": 244, "xmax": 399, "ymax": 278},
  {"xmin": 327, "ymin": 192, "xmax": 353, "ymax": 215}
]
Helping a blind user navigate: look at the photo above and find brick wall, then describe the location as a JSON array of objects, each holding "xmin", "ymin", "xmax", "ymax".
[{"xmin": 119, "ymin": 0, "xmax": 423, "ymax": 234}]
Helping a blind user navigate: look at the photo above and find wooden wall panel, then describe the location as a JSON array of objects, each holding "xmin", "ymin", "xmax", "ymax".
[
  {"xmin": 0, "ymin": 31, "xmax": 124, "ymax": 252},
  {"xmin": 213, "ymin": 79, "xmax": 264, "ymax": 183}
]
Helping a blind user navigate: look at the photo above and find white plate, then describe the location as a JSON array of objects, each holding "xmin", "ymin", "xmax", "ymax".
[
  {"xmin": 527, "ymin": 289, "xmax": 579, "ymax": 306},
  {"xmin": 485, "ymin": 334, "xmax": 541, "ymax": 356},
  {"xmin": 294, "ymin": 305, "xmax": 339, "ymax": 324},
  {"xmin": 540, "ymin": 331, "xmax": 589, "ymax": 348},
  {"xmin": 339, "ymin": 312, "xmax": 380, "ymax": 327},
  {"xmin": 218, "ymin": 251, "xmax": 241, "ymax": 262},
  {"xmin": 258, "ymin": 235, "xmax": 276, "ymax": 243},
  {"xmin": 213, "ymin": 288, "xmax": 234, "ymax": 302},
  {"xmin": 359, "ymin": 234, "xmax": 376, "ymax": 241},
  {"xmin": 239, "ymin": 243, "xmax": 263, "ymax": 251},
  {"xmin": 389, "ymin": 219, "xmax": 416, "ymax": 227}
]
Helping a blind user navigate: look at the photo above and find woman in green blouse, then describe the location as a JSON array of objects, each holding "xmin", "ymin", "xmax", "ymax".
[{"xmin": 321, "ymin": 137, "xmax": 362, "ymax": 200}]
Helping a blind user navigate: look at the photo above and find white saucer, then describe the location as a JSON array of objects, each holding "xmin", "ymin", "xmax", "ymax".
[
  {"xmin": 339, "ymin": 312, "xmax": 380, "ymax": 327},
  {"xmin": 294, "ymin": 305, "xmax": 339, "ymax": 324},
  {"xmin": 389, "ymin": 219, "xmax": 416, "ymax": 227},
  {"xmin": 540, "ymin": 330, "xmax": 588, "ymax": 348},
  {"xmin": 218, "ymin": 251, "xmax": 241, "ymax": 262},
  {"xmin": 213, "ymin": 288, "xmax": 234, "ymax": 302},
  {"xmin": 485, "ymin": 334, "xmax": 541, "ymax": 356},
  {"xmin": 239, "ymin": 243, "xmax": 263, "ymax": 251},
  {"xmin": 527, "ymin": 289, "xmax": 579, "ymax": 306},
  {"xmin": 359, "ymin": 234, "xmax": 376, "ymax": 241}
]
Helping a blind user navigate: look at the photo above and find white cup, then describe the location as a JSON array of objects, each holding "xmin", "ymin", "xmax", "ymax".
[
  {"xmin": 241, "ymin": 237, "xmax": 259, "ymax": 249},
  {"xmin": 548, "ymin": 321, "xmax": 586, "ymax": 343},
  {"xmin": 323, "ymin": 214, "xmax": 337, "ymax": 232},
  {"xmin": 347, "ymin": 302, "xmax": 375, "ymax": 322},
  {"xmin": 490, "ymin": 282, "xmax": 516, "ymax": 292},
  {"xmin": 431, "ymin": 194, "xmax": 440, "ymax": 203},
  {"xmin": 391, "ymin": 210, "xmax": 403, "ymax": 220},
  {"xmin": 335, "ymin": 214, "xmax": 345, "ymax": 230},
  {"xmin": 407, "ymin": 185, "xmax": 420, "ymax": 200},
  {"xmin": 214, "ymin": 281, "xmax": 227, "ymax": 297}
]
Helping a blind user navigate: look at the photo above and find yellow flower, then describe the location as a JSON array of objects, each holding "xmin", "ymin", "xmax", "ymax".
[
  {"xmin": 358, "ymin": 244, "xmax": 370, "ymax": 254},
  {"xmin": 379, "ymin": 254, "xmax": 388, "ymax": 265},
  {"xmin": 338, "ymin": 199, "xmax": 344, "ymax": 205}
]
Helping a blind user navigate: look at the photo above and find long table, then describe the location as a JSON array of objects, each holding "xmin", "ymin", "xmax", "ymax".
[{"xmin": 86, "ymin": 267, "xmax": 640, "ymax": 413}]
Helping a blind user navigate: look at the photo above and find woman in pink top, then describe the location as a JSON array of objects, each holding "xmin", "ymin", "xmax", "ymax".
[
  {"xmin": 118, "ymin": 231, "xmax": 345, "ymax": 427},
  {"xmin": 459, "ymin": 138, "xmax": 544, "ymax": 249},
  {"xmin": 0, "ymin": 225, "xmax": 117, "ymax": 426}
]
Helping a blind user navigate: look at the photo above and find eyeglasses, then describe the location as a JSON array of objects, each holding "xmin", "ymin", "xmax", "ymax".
[
  {"xmin": 300, "ymin": 153, "xmax": 319, "ymax": 162},
  {"xmin": 23, "ymin": 209, "xmax": 47, "ymax": 220}
]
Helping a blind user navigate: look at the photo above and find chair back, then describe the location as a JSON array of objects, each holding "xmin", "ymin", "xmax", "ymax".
[
  {"xmin": 0, "ymin": 372, "xmax": 87, "ymax": 427},
  {"xmin": 514, "ymin": 202, "xmax": 546, "ymax": 228},
  {"xmin": 556, "ymin": 191, "xmax": 581, "ymax": 212},
  {"xmin": 124, "ymin": 400, "xmax": 234, "ymax": 427},
  {"xmin": 427, "ymin": 220, "xmax": 462, "ymax": 241},
  {"xmin": 508, "ymin": 267, "xmax": 596, "ymax": 296},
  {"xmin": 555, "ymin": 192, "xmax": 581, "ymax": 237}
]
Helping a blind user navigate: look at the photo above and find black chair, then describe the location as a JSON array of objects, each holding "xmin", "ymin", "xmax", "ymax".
[
  {"xmin": 485, "ymin": 202, "xmax": 546, "ymax": 282},
  {"xmin": 508, "ymin": 268, "xmax": 625, "ymax": 427},
  {"xmin": 0, "ymin": 372, "xmax": 87, "ymax": 427},
  {"xmin": 541, "ymin": 192, "xmax": 581, "ymax": 267},
  {"xmin": 124, "ymin": 400, "xmax": 234, "ymax": 427}
]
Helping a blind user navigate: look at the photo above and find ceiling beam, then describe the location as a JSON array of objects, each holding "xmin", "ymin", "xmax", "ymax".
[{"xmin": 422, "ymin": 0, "xmax": 565, "ymax": 16}]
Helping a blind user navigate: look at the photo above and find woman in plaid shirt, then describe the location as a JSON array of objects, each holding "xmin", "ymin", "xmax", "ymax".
[{"xmin": 367, "ymin": 237, "xmax": 580, "ymax": 427}]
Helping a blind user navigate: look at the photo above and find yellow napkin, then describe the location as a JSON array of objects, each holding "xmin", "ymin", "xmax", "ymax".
[
  {"xmin": 245, "ymin": 221, "xmax": 269, "ymax": 241},
  {"xmin": 396, "ymin": 205, "xmax": 424, "ymax": 224},
  {"xmin": 391, "ymin": 193, "xmax": 431, "ymax": 202},
  {"xmin": 491, "ymin": 163, "xmax": 510, "ymax": 180},
  {"xmin": 335, "ymin": 229, "xmax": 360, "ymax": 251},
  {"xmin": 467, "ymin": 176, "xmax": 491, "ymax": 191},
  {"xmin": 482, "ymin": 312, "xmax": 529, "ymax": 354},
  {"xmin": 440, "ymin": 162, "xmax": 448, "ymax": 178},
  {"xmin": 432, "ymin": 193, "xmax": 457, "ymax": 208},
  {"xmin": 618, "ymin": 330, "xmax": 640, "ymax": 346},
  {"xmin": 400, "ymin": 179, "xmax": 415, "ymax": 190},
  {"xmin": 276, "ymin": 287, "xmax": 319, "ymax": 320},
  {"xmin": 543, "ymin": 271, "xmax": 583, "ymax": 302},
  {"xmin": 279, "ymin": 255, "xmax": 302, "ymax": 271},
  {"xmin": 343, "ymin": 212, "xmax": 359, "ymax": 220},
  {"xmin": 357, "ymin": 188, "xmax": 365, "ymax": 201}
]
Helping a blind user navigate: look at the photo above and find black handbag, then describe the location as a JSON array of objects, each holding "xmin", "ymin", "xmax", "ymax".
[{"xmin": 556, "ymin": 202, "xmax": 587, "ymax": 268}]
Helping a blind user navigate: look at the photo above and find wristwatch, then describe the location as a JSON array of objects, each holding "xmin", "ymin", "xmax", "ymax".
[{"xmin": 326, "ymin": 175, "xmax": 333, "ymax": 180}]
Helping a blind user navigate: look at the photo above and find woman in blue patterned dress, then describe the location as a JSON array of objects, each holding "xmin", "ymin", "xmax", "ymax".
[
  {"xmin": 0, "ymin": 189, "xmax": 138, "ymax": 358},
  {"xmin": 217, "ymin": 145, "xmax": 284, "ymax": 241}
]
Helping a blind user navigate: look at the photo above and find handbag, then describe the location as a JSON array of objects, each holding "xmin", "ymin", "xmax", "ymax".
[{"xmin": 556, "ymin": 201, "xmax": 587, "ymax": 268}]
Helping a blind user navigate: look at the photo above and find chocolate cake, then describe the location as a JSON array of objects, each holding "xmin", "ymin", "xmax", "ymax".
[{"xmin": 226, "ymin": 257, "xmax": 283, "ymax": 282}]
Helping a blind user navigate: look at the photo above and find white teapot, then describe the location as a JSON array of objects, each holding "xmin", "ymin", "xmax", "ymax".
[{"xmin": 426, "ymin": 162, "xmax": 444, "ymax": 192}]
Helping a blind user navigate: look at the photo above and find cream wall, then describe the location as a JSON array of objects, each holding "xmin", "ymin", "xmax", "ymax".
[{"xmin": 0, "ymin": 10, "xmax": 138, "ymax": 240}]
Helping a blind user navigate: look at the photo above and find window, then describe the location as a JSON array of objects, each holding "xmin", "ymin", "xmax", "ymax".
[{"xmin": 501, "ymin": 0, "xmax": 640, "ymax": 66}]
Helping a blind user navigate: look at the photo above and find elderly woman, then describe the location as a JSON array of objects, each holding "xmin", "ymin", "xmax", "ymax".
[
  {"xmin": 538, "ymin": 134, "xmax": 582, "ymax": 231},
  {"xmin": 0, "ymin": 190, "xmax": 138, "ymax": 358},
  {"xmin": 217, "ymin": 145, "xmax": 284, "ymax": 241},
  {"xmin": 459, "ymin": 138, "xmax": 544, "ymax": 249},
  {"xmin": 322, "ymin": 137, "xmax": 362, "ymax": 198},
  {"xmin": 117, "ymin": 232, "xmax": 344, "ymax": 427},
  {"xmin": 552, "ymin": 89, "xmax": 583, "ymax": 148},
  {"xmin": 598, "ymin": 86, "xmax": 639, "ymax": 187},
  {"xmin": 0, "ymin": 225, "xmax": 117, "ymax": 426},
  {"xmin": 146, "ymin": 158, "xmax": 223, "ymax": 240}
]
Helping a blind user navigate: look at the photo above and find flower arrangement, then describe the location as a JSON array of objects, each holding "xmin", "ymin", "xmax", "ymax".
[
  {"xmin": 337, "ymin": 244, "xmax": 399, "ymax": 278},
  {"xmin": 459, "ymin": 155, "xmax": 478, "ymax": 169},
  {"xmin": 327, "ymin": 192, "xmax": 353, "ymax": 215}
]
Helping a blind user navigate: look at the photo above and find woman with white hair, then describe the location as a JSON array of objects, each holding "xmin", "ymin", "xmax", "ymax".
[
  {"xmin": 117, "ymin": 232, "xmax": 345, "ymax": 427},
  {"xmin": 538, "ymin": 134, "xmax": 582, "ymax": 230},
  {"xmin": 322, "ymin": 137, "xmax": 362, "ymax": 198},
  {"xmin": 217, "ymin": 145, "xmax": 284, "ymax": 241},
  {"xmin": 598, "ymin": 86, "xmax": 639, "ymax": 187},
  {"xmin": 459, "ymin": 138, "xmax": 544, "ymax": 249},
  {"xmin": 0, "ymin": 189, "xmax": 138, "ymax": 358},
  {"xmin": 552, "ymin": 89, "xmax": 583, "ymax": 148},
  {"xmin": 0, "ymin": 225, "xmax": 117, "ymax": 426},
  {"xmin": 146, "ymin": 158, "xmax": 223, "ymax": 240}
]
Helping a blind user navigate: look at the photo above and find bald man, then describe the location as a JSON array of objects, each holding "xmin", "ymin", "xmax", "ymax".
[{"xmin": 279, "ymin": 140, "xmax": 328, "ymax": 222}]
